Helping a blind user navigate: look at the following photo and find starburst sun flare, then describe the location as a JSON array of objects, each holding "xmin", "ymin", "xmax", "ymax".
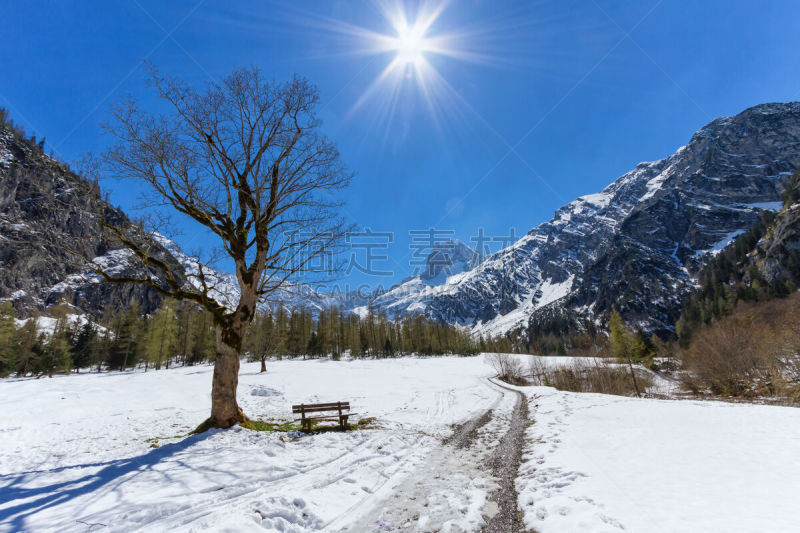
[{"xmin": 295, "ymin": 1, "xmax": 499, "ymax": 137}]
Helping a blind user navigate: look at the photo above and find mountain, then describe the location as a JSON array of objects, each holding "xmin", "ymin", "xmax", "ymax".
[
  {"xmin": 674, "ymin": 168, "xmax": 800, "ymax": 342},
  {"xmin": 367, "ymin": 102, "xmax": 800, "ymax": 337},
  {"xmin": 750, "ymin": 172, "xmax": 800, "ymax": 285},
  {"xmin": 4, "ymin": 102, "xmax": 800, "ymax": 337},
  {"xmin": 0, "ymin": 122, "xmax": 176, "ymax": 317},
  {"xmin": 0, "ymin": 117, "xmax": 370, "ymax": 319},
  {"xmin": 349, "ymin": 239, "xmax": 482, "ymax": 319}
]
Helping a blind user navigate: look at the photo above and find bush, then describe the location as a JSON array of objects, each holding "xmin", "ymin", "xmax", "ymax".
[
  {"xmin": 487, "ymin": 353, "xmax": 526, "ymax": 385},
  {"xmin": 680, "ymin": 294, "xmax": 800, "ymax": 402}
]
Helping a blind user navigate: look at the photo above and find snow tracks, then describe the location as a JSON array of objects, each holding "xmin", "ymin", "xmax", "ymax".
[{"xmin": 338, "ymin": 378, "xmax": 531, "ymax": 533}]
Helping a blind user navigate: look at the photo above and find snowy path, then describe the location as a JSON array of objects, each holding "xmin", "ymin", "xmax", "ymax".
[
  {"xmin": 4, "ymin": 355, "xmax": 800, "ymax": 532},
  {"xmin": 482, "ymin": 381, "xmax": 528, "ymax": 533},
  {"xmin": 336, "ymin": 378, "xmax": 521, "ymax": 532}
]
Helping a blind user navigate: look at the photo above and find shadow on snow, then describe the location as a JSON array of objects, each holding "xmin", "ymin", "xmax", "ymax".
[{"xmin": 0, "ymin": 432, "xmax": 213, "ymax": 531}]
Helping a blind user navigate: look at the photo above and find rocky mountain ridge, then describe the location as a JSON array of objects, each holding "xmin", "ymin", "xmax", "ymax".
[
  {"xmin": 362, "ymin": 102, "xmax": 800, "ymax": 337},
  {"xmin": 0, "ymin": 125, "xmax": 171, "ymax": 317},
  {"xmin": 3, "ymin": 102, "xmax": 800, "ymax": 339}
]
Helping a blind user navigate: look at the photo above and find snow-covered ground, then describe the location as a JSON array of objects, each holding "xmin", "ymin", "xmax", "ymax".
[
  {"xmin": 516, "ymin": 386, "xmax": 800, "ymax": 533},
  {"xmin": 2, "ymin": 355, "xmax": 799, "ymax": 532},
  {"xmin": 0, "ymin": 357, "xmax": 502, "ymax": 532}
]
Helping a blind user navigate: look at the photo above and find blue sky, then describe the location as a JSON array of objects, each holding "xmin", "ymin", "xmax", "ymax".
[{"xmin": 2, "ymin": 0, "xmax": 800, "ymax": 290}]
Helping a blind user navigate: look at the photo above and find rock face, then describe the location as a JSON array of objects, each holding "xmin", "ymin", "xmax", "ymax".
[
  {"xmin": 365, "ymin": 102, "xmax": 800, "ymax": 336},
  {"xmin": 749, "ymin": 194, "xmax": 800, "ymax": 286},
  {"xmin": 0, "ymin": 122, "xmax": 369, "ymax": 319},
  {"xmin": 0, "ymin": 126, "xmax": 171, "ymax": 316}
]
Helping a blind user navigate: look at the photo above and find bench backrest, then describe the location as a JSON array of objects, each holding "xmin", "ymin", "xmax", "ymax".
[{"xmin": 292, "ymin": 402, "xmax": 350, "ymax": 414}]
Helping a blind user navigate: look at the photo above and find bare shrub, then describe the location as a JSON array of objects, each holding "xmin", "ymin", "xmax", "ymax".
[
  {"xmin": 527, "ymin": 357, "xmax": 653, "ymax": 397},
  {"xmin": 681, "ymin": 293, "xmax": 800, "ymax": 402},
  {"xmin": 487, "ymin": 353, "xmax": 525, "ymax": 385}
]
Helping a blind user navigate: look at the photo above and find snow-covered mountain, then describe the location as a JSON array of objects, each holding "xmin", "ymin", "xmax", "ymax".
[
  {"xmin": 155, "ymin": 233, "xmax": 376, "ymax": 315},
  {"xmin": 0, "ymin": 125, "xmax": 170, "ymax": 316},
  {"xmin": 4, "ymin": 102, "xmax": 800, "ymax": 335},
  {"xmin": 363, "ymin": 102, "xmax": 800, "ymax": 336},
  {"xmin": 0, "ymin": 120, "xmax": 369, "ymax": 318},
  {"xmin": 349, "ymin": 239, "xmax": 483, "ymax": 319}
]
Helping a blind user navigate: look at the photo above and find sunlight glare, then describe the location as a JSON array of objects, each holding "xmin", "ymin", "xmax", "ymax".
[{"xmin": 393, "ymin": 24, "xmax": 428, "ymax": 66}]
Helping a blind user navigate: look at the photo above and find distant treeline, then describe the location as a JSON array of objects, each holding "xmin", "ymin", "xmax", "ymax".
[{"xmin": 0, "ymin": 301, "xmax": 512, "ymax": 377}]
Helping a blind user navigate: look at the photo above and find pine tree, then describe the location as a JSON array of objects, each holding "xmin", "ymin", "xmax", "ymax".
[
  {"xmin": 70, "ymin": 321, "xmax": 97, "ymax": 372},
  {"xmin": 14, "ymin": 315, "xmax": 39, "ymax": 376},
  {"xmin": 44, "ymin": 312, "xmax": 72, "ymax": 377},
  {"xmin": 608, "ymin": 309, "xmax": 642, "ymax": 397},
  {"xmin": 0, "ymin": 302, "xmax": 17, "ymax": 377},
  {"xmin": 108, "ymin": 304, "xmax": 143, "ymax": 370}
]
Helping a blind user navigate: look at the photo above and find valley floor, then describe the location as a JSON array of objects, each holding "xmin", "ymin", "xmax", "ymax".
[{"xmin": 1, "ymin": 356, "xmax": 799, "ymax": 532}]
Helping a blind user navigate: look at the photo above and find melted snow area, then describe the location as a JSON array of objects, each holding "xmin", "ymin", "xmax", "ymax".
[{"xmin": 1, "ymin": 356, "xmax": 799, "ymax": 532}]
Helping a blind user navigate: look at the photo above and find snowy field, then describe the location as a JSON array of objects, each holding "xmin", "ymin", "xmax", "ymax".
[
  {"xmin": 0, "ymin": 357, "xmax": 504, "ymax": 532},
  {"xmin": 516, "ymin": 385, "xmax": 800, "ymax": 533},
  {"xmin": 2, "ymin": 355, "xmax": 800, "ymax": 532}
]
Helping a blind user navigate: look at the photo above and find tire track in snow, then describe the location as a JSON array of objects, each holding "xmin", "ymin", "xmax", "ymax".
[
  {"xmin": 482, "ymin": 379, "xmax": 529, "ymax": 533},
  {"xmin": 336, "ymin": 377, "xmax": 520, "ymax": 532}
]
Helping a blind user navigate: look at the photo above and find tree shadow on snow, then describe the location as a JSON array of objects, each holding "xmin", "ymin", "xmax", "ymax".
[{"xmin": 0, "ymin": 431, "xmax": 213, "ymax": 531}]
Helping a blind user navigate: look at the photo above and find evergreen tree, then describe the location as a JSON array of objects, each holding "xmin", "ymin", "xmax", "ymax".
[
  {"xmin": 108, "ymin": 304, "xmax": 143, "ymax": 370},
  {"xmin": 44, "ymin": 312, "xmax": 72, "ymax": 377},
  {"xmin": 70, "ymin": 321, "xmax": 97, "ymax": 372},
  {"xmin": 0, "ymin": 302, "xmax": 17, "ymax": 377},
  {"xmin": 14, "ymin": 315, "xmax": 39, "ymax": 376}
]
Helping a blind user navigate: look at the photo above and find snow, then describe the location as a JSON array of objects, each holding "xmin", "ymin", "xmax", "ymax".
[
  {"xmin": 89, "ymin": 249, "xmax": 135, "ymax": 276},
  {"xmin": 0, "ymin": 357, "xmax": 501, "ymax": 532},
  {"xmin": 578, "ymin": 192, "xmax": 612, "ymax": 208},
  {"xmin": 472, "ymin": 276, "xmax": 573, "ymax": 337},
  {"xmin": 746, "ymin": 201, "xmax": 783, "ymax": 211},
  {"xmin": 2, "ymin": 356, "xmax": 799, "ymax": 532},
  {"xmin": 13, "ymin": 313, "xmax": 100, "ymax": 336},
  {"xmin": 516, "ymin": 386, "xmax": 800, "ymax": 533},
  {"xmin": 0, "ymin": 145, "xmax": 12, "ymax": 168},
  {"xmin": 701, "ymin": 229, "xmax": 747, "ymax": 256},
  {"xmin": 0, "ymin": 290, "xmax": 27, "ymax": 302}
]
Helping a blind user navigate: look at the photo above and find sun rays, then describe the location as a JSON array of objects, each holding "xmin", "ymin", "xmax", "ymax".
[{"xmin": 279, "ymin": 0, "xmax": 520, "ymax": 145}]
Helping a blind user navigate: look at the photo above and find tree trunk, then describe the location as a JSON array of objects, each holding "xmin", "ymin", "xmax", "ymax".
[
  {"xmin": 627, "ymin": 356, "xmax": 642, "ymax": 398},
  {"xmin": 197, "ymin": 322, "xmax": 248, "ymax": 431},
  {"xmin": 260, "ymin": 355, "xmax": 267, "ymax": 373}
]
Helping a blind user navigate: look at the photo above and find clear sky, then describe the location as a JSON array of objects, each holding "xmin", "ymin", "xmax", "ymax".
[{"xmin": 2, "ymin": 1, "xmax": 800, "ymax": 291}]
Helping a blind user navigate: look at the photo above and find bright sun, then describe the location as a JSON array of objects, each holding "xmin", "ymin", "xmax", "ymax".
[
  {"xmin": 393, "ymin": 25, "xmax": 429, "ymax": 66},
  {"xmin": 326, "ymin": 0, "xmax": 490, "ymax": 127}
]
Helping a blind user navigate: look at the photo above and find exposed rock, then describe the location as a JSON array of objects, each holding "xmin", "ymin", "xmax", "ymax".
[{"xmin": 360, "ymin": 102, "xmax": 800, "ymax": 336}]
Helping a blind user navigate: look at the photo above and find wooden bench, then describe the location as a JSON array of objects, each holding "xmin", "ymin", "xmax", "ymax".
[{"xmin": 292, "ymin": 401, "xmax": 353, "ymax": 432}]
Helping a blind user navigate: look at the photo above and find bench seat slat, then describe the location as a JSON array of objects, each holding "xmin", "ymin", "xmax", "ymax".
[
  {"xmin": 292, "ymin": 403, "xmax": 350, "ymax": 414},
  {"xmin": 292, "ymin": 402, "xmax": 350, "ymax": 409}
]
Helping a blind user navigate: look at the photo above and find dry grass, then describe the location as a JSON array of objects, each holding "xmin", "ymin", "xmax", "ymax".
[{"xmin": 527, "ymin": 357, "xmax": 653, "ymax": 397}]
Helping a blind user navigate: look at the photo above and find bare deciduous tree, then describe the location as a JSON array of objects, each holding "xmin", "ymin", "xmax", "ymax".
[{"xmin": 92, "ymin": 66, "xmax": 352, "ymax": 429}]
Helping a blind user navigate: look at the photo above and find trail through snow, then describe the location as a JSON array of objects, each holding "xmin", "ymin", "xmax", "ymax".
[{"xmin": 337, "ymin": 379, "xmax": 523, "ymax": 532}]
